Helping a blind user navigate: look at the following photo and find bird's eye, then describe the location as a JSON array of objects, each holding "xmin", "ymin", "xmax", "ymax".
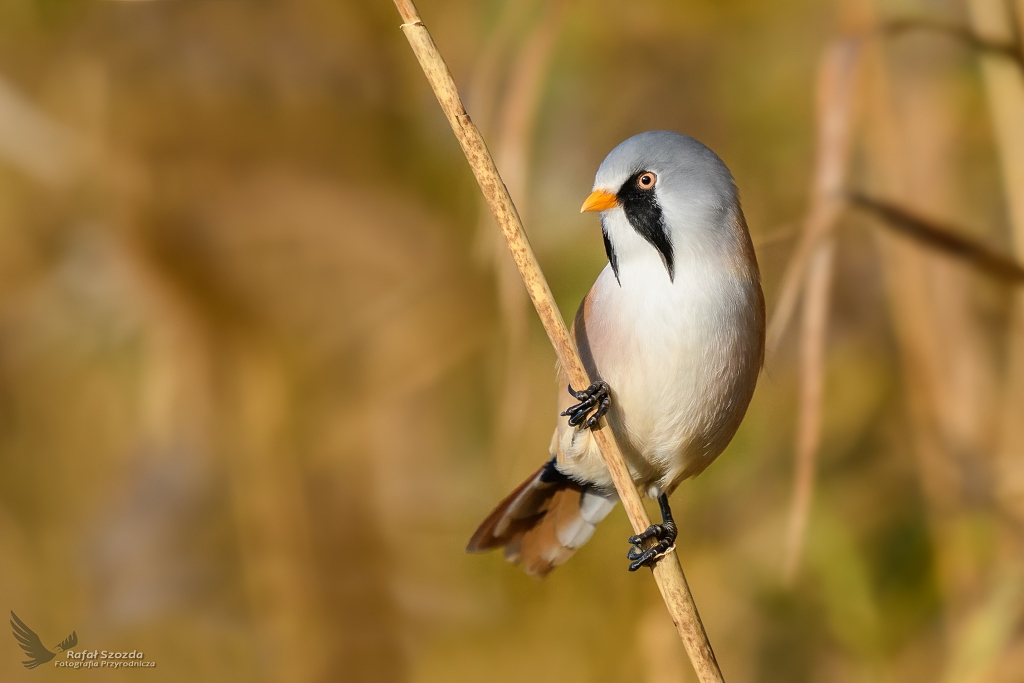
[{"xmin": 637, "ymin": 172, "xmax": 656, "ymax": 190}]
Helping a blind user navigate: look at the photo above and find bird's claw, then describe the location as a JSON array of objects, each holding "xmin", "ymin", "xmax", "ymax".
[
  {"xmin": 627, "ymin": 525, "xmax": 664, "ymax": 546},
  {"xmin": 560, "ymin": 381, "xmax": 611, "ymax": 429},
  {"xmin": 626, "ymin": 522, "xmax": 677, "ymax": 571}
]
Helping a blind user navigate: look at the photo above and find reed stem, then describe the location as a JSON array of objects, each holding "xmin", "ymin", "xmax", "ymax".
[{"xmin": 391, "ymin": 1, "xmax": 724, "ymax": 680}]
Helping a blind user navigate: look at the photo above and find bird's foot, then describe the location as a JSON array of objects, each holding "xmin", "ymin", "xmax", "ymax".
[
  {"xmin": 560, "ymin": 381, "xmax": 611, "ymax": 429},
  {"xmin": 626, "ymin": 523, "xmax": 677, "ymax": 571},
  {"xmin": 626, "ymin": 494, "xmax": 677, "ymax": 571}
]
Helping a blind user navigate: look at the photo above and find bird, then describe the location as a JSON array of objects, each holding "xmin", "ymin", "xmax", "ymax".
[
  {"xmin": 10, "ymin": 611, "xmax": 78, "ymax": 669},
  {"xmin": 466, "ymin": 130, "xmax": 765, "ymax": 577}
]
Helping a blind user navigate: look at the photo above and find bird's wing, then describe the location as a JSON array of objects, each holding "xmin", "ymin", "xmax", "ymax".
[
  {"xmin": 9, "ymin": 611, "xmax": 57, "ymax": 669},
  {"xmin": 57, "ymin": 631, "xmax": 78, "ymax": 651},
  {"xmin": 568, "ymin": 283, "xmax": 600, "ymax": 389}
]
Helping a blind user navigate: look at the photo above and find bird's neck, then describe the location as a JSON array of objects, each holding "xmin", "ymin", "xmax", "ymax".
[{"xmin": 601, "ymin": 207, "xmax": 755, "ymax": 289}]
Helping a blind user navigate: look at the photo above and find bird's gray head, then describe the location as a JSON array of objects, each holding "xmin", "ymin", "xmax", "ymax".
[{"xmin": 582, "ymin": 130, "xmax": 740, "ymax": 284}]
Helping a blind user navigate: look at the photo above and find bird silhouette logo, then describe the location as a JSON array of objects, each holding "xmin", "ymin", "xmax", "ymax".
[{"xmin": 9, "ymin": 612, "xmax": 78, "ymax": 669}]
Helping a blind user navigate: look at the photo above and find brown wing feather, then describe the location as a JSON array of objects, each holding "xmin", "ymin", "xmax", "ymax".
[
  {"xmin": 466, "ymin": 461, "xmax": 582, "ymax": 552},
  {"xmin": 467, "ymin": 458, "xmax": 617, "ymax": 578},
  {"xmin": 516, "ymin": 487, "xmax": 583, "ymax": 577}
]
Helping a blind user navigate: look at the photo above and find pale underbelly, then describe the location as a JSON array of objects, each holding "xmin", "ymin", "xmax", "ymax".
[
  {"xmin": 554, "ymin": 266, "xmax": 762, "ymax": 493},
  {"xmin": 556, "ymin": 320, "xmax": 759, "ymax": 494},
  {"xmin": 605, "ymin": 341, "xmax": 752, "ymax": 479}
]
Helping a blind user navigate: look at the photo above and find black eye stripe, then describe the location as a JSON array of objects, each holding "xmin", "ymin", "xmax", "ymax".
[{"xmin": 616, "ymin": 171, "xmax": 674, "ymax": 281}]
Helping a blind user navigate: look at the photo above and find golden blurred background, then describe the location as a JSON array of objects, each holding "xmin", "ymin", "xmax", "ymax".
[{"xmin": 2, "ymin": 0, "xmax": 1024, "ymax": 681}]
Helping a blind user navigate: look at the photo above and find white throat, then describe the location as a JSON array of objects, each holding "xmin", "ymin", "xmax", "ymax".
[{"xmin": 600, "ymin": 207, "xmax": 672, "ymax": 285}]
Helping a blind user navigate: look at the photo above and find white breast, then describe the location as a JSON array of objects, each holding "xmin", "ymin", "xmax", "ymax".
[{"xmin": 555, "ymin": 226, "xmax": 763, "ymax": 495}]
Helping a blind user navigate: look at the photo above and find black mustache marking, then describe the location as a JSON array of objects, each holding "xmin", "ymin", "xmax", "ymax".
[
  {"xmin": 617, "ymin": 171, "xmax": 674, "ymax": 281},
  {"xmin": 601, "ymin": 222, "xmax": 621, "ymax": 285}
]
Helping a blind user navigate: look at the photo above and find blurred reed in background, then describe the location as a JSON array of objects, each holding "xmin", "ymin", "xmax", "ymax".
[{"xmin": 0, "ymin": 0, "xmax": 1022, "ymax": 682}]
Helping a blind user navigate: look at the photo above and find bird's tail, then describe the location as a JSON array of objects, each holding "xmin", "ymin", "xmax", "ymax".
[{"xmin": 466, "ymin": 458, "xmax": 617, "ymax": 578}]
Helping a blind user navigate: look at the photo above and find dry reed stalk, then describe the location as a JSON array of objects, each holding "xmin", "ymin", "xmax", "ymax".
[
  {"xmin": 764, "ymin": 41, "xmax": 862, "ymax": 361},
  {"xmin": 855, "ymin": 0, "xmax": 990, "ymax": 648},
  {"xmin": 875, "ymin": 18, "xmax": 1024, "ymax": 66},
  {"xmin": 967, "ymin": 0, "xmax": 1024, "ymax": 237},
  {"xmin": 777, "ymin": 41, "xmax": 862, "ymax": 579},
  {"xmin": 862, "ymin": 69, "xmax": 963, "ymax": 646},
  {"xmin": 896, "ymin": 40, "xmax": 1011, "ymax": 634},
  {"xmin": 221, "ymin": 346, "xmax": 327, "ymax": 683},
  {"xmin": 850, "ymin": 194, "xmax": 1024, "ymax": 282},
  {"xmin": 466, "ymin": 0, "xmax": 531, "ymax": 133},
  {"xmin": 963, "ymin": 2, "xmax": 1024, "ymax": 672},
  {"xmin": 782, "ymin": 241, "xmax": 835, "ymax": 581},
  {"xmin": 493, "ymin": 0, "xmax": 570, "ymax": 203},
  {"xmin": 391, "ymin": 1, "xmax": 724, "ymax": 680},
  {"xmin": 467, "ymin": 0, "xmax": 533, "ymax": 396},
  {"xmin": 479, "ymin": 0, "xmax": 572, "ymax": 481},
  {"xmin": 1018, "ymin": 1, "xmax": 1024, "ymax": 46},
  {"xmin": 968, "ymin": 0, "xmax": 1024, "ymax": 529}
]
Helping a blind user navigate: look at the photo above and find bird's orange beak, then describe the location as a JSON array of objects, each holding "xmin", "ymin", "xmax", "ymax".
[{"xmin": 580, "ymin": 189, "xmax": 618, "ymax": 213}]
